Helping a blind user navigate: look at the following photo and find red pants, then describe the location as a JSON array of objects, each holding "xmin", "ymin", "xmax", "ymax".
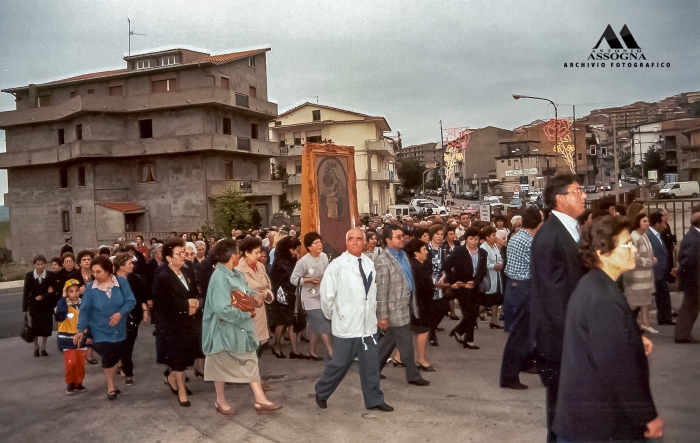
[{"xmin": 63, "ymin": 349, "xmax": 87, "ymax": 385}]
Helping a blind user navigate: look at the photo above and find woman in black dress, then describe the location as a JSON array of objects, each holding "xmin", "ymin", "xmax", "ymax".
[
  {"xmin": 55, "ymin": 252, "xmax": 81, "ymax": 293},
  {"xmin": 268, "ymin": 236, "xmax": 306, "ymax": 358},
  {"xmin": 22, "ymin": 255, "xmax": 59, "ymax": 356},
  {"xmin": 404, "ymin": 239, "xmax": 436, "ymax": 371},
  {"xmin": 152, "ymin": 238, "xmax": 201, "ymax": 407}
]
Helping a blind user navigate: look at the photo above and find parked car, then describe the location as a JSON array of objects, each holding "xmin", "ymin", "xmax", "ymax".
[
  {"xmin": 658, "ymin": 181, "xmax": 700, "ymax": 199},
  {"xmin": 483, "ymin": 196, "xmax": 505, "ymax": 213},
  {"xmin": 601, "ymin": 184, "xmax": 612, "ymax": 191},
  {"xmin": 387, "ymin": 205, "xmax": 411, "ymax": 218},
  {"xmin": 584, "ymin": 185, "xmax": 598, "ymax": 193}
]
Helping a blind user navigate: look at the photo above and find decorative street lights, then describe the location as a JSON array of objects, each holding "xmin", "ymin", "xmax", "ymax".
[{"xmin": 513, "ymin": 94, "xmax": 559, "ymax": 170}]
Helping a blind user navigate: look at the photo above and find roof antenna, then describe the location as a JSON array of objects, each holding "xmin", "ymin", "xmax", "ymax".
[
  {"xmin": 128, "ymin": 18, "xmax": 146, "ymax": 56},
  {"xmin": 314, "ymin": 95, "xmax": 318, "ymax": 103}
]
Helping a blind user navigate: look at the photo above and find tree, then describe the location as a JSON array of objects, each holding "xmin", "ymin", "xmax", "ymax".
[
  {"xmin": 280, "ymin": 198, "xmax": 301, "ymax": 217},
  {"xmin": 211, "ymin": 186, "xmax": 251, "ymax": 237},
  {"xmin": 397, "ymin": 159, "xmax": 426, "ymax": 190},
  {"xmin": 251, "ymin": 209, "xmax": 263, "ymax": 229},
  {"xmin": 272, "ymin": 162, "xmax": 289, "ymax": 181},
  {"xmin": 643, "ymin": 147, "xmax": 666, "ymax": 178}
]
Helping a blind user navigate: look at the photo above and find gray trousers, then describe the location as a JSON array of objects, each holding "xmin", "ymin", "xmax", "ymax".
[
  {"xmin": 378, "ymin": 323, "xmax": 422, "ymax": 382},
  {"xmin": 675, "ymin": 290, "xmax": 699, "ymax": 341},
  {"xmin": 315, "ymin": 334, "xmax": 384, "ymax": 408}
]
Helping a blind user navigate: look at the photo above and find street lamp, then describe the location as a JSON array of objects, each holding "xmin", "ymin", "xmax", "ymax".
[{"xmin": 513, "ymin": 94, "xmax": 559, "ymax": 170}]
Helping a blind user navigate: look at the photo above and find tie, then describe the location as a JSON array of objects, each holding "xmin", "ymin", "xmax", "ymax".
[{"xmin": 358, "ymin": 258, "xmax": 369, "ymax": 295}]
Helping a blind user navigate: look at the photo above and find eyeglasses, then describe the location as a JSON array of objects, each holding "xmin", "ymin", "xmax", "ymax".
[
  {"xmin": 561, "ymin": 188, "xmax": 586, "ymax": 196},
  {"xmin": 619, "ymin": 241, "xmax": 635, "ymax": 249}
]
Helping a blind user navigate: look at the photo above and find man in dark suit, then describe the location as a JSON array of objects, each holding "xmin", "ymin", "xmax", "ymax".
[
  {"xmin": 674, "ymin": 204, "xmax": 700, "ymax": 343},
  {"xmin": 648, "ymin": 211, "xmax": 674, "ymax": 326},
  {"xmin": 659, "ymin": 208, "xmax": 678, "ymax": 284},
  {"xmin": 529, "ymin": 174, "xmax": 587, "ymax": 442}
]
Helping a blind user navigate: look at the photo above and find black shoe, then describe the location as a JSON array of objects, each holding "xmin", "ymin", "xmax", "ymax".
[
  {"xmin": 66, "ymin": 384, "xmax": 75, "ymax": 395},
  {"xmin": 408, "ymin": 378, "xmax": 430, "ymax": 386},
  {"xmin": 416, "ymin": 362, "xmax": 436, "ymax": 372},
  {"xmin": 179, "ymin": 399, "xmax": 191, "ymax": 407},
  {"xmin": 436, "ymin": 327, "xmax": 445, "ymax": 332},
  {"xmin": 74, "ymin": 384, "xmax": 88, "ymax": 393},
  {"xmin": 489, "ymin": 323, "xmax": 504, "ymax": 330},
  {"xmin": 107, "ymin": 390, "xmax": 118, "ymax": 400},
  {"xmin": 449, "ymin": 329, "xmax": 464, "ymax": 344},
  {"xmin": 391, "ymin": 358, "xmax": 405, "ymax": 367},
  {"xmin": 34, "ymin": 349, "xmax": 40, "ymax": 357},
  {"xmin": 165, "ymin": 378, "xmax": 178, "ymax": 395},
  {"xmin": 272, "ymin": 348, "xmax": 286, "ymax": 358},
  {"xmin": 501, "ymin": 381, "xmax": 528, "ymax": 390},
  {"xmin": 315, "ymin": 394, "xmax": 327, "ymax": 409},
  {"xmin": 86, "ymin": 358, "xmax": 98, "ymax": 365},
  {"xmin": 367, "ymin": 403, "xmax": 394, "ymax": 412},
  {"xmin": 185, "ymin": 375, "xmax": 190, "ymax": 383},
  {"xmin": 449, "ymin": 314, "xmax": 460, "ymax": 320},
  {"xmin": 40, "ymin": 350, "xmax": 48, "ymax": 357},
  {"xmin": 125, "ymin": 377, "xmax": 133, "ymax": 386},
  {"xmin": 306, "ymin": 353, "xmax": 324, "ymax": 361},
  {"xmin": 463, "ymin": 342, "xmax": 480, "ymax": 349},
  {"xmin": 194, "ymin": 369, "xmax": 204, "ymax": 378},
  {"xmin": 290, "ymin": 352, "xmax": 309, "ymax": 360},
  {"xmin": 300, "ymin": 335, "xmax": 310, "ymax": 343},
  {"xmin": 675, "ymin": 338, "xmax": 700, "ymax": 344}
]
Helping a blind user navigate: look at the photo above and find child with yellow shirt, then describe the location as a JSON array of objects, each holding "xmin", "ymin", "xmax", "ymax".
[{"xmin": 54, "ymin": 279, "xmax": 91, "ymax": 394}]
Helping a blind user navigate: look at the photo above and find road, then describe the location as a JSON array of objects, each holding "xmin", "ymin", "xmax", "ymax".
[{"xmin": 0, "ymin": 293, "xmax": 25, "ymax": 339}]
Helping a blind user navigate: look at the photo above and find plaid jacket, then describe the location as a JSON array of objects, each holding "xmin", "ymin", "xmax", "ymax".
[{"xmin": 374, "ymin": 248, "xmax": 412, "ymax": 327}]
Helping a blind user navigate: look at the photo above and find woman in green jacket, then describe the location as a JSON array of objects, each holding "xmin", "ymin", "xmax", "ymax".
[{"xmin": 202, "ymin": 239, "xmax": 282, "ymax": 416}]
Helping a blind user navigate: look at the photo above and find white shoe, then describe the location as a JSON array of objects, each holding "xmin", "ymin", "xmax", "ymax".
[{"xmin": 641, "ymin": 325, "xmax": 659, "ymax": 334}]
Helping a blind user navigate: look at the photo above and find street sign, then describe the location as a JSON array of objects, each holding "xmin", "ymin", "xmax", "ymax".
[
  {"xmin": 480, "ymin": 203, "xmax": 491, "ymax": 222},
  {"xmin": 520, "ymin": 185, "xmax": 530, "ymax": 191},
  {"xmin": 648, "ymin": 170, "xmax": 658, "ymax": 181}
]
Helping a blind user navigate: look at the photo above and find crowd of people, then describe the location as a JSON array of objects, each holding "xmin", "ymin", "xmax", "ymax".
[{"xmin": 21, "ymin": 174, "xmax": 700, "ymax": 439}]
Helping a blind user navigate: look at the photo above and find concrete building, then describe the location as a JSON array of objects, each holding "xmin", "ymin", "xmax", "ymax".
[
  {"xmin": 680, "ymin": 124, "xmax": 700, "ymax": 182},
  {"xmin": 397, "ymin": 142, "xmax": 441, "ymax": 166},
  {"xmin": 458, "ymin": 126, "xmax": 516, "ymax": 195},
  {"xmin": 494, "ymin": 140, "xmax": 556, "ymax": 196},
  {"xmin": 0, "ymin": 47, "xmax": 282, "ymax": 261},
  {"xmin": 270, "ymin": 102, "xmax": 397, "ymax": 215},
  {"xmin": 662, "ymin": 118, "xmax": 700, "ymax": 181}
]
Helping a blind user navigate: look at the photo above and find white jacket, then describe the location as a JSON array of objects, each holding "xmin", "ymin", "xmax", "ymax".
[{"xmin": 320, "ymin": 251, "xmax": 378, "ymax": 339}]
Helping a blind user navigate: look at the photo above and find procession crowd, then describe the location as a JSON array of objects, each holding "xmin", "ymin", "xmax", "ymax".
[{"xmin": 21, "ymin": 174, "xmax": 700, "ymax": 441}]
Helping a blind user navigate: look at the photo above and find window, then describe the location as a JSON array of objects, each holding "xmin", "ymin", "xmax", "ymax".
[
  {"xmin": 235, "ymin": 93, "xmax": 249, "ymax": 108},
  {"xmin": 152, "ymin": 79, "xmax": 176, "ymax": 93},
  {"xmin": 135, "ymin": 59, "xmax": 152, "ymax": 70},
  {"xmin": 38, "ymin": 95, "xmax": 51, "ymax": 107},
  {"xmin": 109, "ymin": 85, "xmax": 123, "ymax": 96},
  {"xmin": 293, "ymin": 132, "xmax": 301, "ymax": 145},
  {"xmin": 139, "ymin": 119, "xmax": 153, "ymax": 139},
  {"xmin": 237, "ymin": 137, "xmax": 251, "ymax": 151},
  {"xmin": 57, "ymin": 129, "xmax": 65, "ymax": 145},
  {"xmin": 578, "ymin": 153, "xmax": 583, "ymax": 160},
  {"xmin": 139, "ymin": 165, "xmax": 156, "ymax": 183},
  {"xmin": 249, "ymin": 86, "xmax": 257, "ymax": 98},
  {"xmin": 61, "ymin": 211, "xmax": 71, "ymax": 233},
  {"xmin": 312, "ymin": 110, "xmax": 321, "ymax": 122},
  {"xmin": 274, "ymin": 121, "xmax": 281, "ymax": 126},
  {"xmin": 87, "ymin": 89, "xmax": 94, "ymax": 95},
  {"xmin": 75, "ymin": 124, "xmax": 82, "ymax": 141},
  {"xmin": 221, "ymin": 76, "xmax": 230, "ymax": 90},
  {"xmin": 78, "ymin": 167, "xmax": 86, "ymax": 187},
  {"xmin": 59, "ymin": 168, "xmax": 68, "ymax": 188},
  {"xmin": 222, "ymin": 117, "xmax": 232, "ymax": 135},
  {"xmin": 251, "ymin": 123, "xmax": 259, "ymax": 140},
  {"xmin": 160, "ymin": 56, "xmax": 179, "ymax": 66},
  {"xmin": 225, "ymin": 161, "xmax": 234, "ymax": 180},
  {"xmin": 306, "ymin": 130, "xmax": 322, "ymax": 143},
  {"xmin": 295, "ymin": 164, "xmax": 302, "ymax": 174},
  {"xmin": 507, "ymin": 159, "xmax": 511, "ymax": 166},
  {"xmin": 75, "ymin": 206, "xmax": 82, "ymax": 214},
  {"xmin": 248, "ymin": 57, "xmax": 256, "ymax": 68},
  {"xmin": 279, "ymin": 139, "xmax": 286, "ymax": 147}
]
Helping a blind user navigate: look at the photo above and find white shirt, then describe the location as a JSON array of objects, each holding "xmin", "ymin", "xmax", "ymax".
[
  {"xmin": 551, "ymin": 210, "xmax": 580, "ymax": 242},
  {"xmin": 33, "ymin": 269, "xmax": 47, "ymax": 282},
  {"xmin": 320, "ymin": 251, "xmax": 378, "ymax": 339}
]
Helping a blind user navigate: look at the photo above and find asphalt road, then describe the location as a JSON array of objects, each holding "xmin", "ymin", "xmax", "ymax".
[{"xmin": 0, "ymin": 293, "xmax": 25, "ymax": 339}]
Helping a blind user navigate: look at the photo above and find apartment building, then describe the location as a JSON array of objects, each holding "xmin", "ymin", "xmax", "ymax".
[
  {"xmin": 397, "ymin": 142, "xmax": 441, "ymax": 166},
  {"xmin": 0, "ymin": 47, "xmax": 282, "ymax": 261},
  {"xmin": 270, "ymin": 102, "xmax": 397, "ymax": 215}
]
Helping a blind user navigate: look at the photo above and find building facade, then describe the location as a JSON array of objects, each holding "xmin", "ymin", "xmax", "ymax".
[
  {"xmin": 0, "ymin": 47, "xmax": 282, "ymax": 261},
  {"xmin": 458, "ymin": 126, "xmax": 516, "ymax": 194},
  {"xmin": 270, "ymin": 102, "xmax": 397, "ymax": 215},
  {"xmin": 397, "ymin": 142, "xmax": 441, "ymax": 166}
]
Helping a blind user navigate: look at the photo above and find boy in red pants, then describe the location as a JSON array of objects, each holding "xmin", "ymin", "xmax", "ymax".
[{"xmin": 55, "ymin": 279, "xmax": 91, "ymax": 394}]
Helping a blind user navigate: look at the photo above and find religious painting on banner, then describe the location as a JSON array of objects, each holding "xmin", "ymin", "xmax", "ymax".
[{"xmin": 300, "ymin": 143, "xmax": 359, "ymax": 260}]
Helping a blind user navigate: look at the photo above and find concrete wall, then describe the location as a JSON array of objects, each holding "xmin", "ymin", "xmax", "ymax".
[{"xmin": 460, "ymin": 126, "xmax": 516, "ymax": 184}]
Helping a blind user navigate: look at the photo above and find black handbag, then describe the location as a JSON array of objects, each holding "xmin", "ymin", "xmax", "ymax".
[
  {"xmin": 20, "ymin": 316, "xmax": 35, "ymax": 343},
  {"xmin": 292, "ymin": 282, "xmax": 307, "ymax": 333}
]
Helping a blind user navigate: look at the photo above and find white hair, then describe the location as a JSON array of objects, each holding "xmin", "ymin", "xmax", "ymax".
[
  {"xmin": 194, "ymin": 240, "xmax": 206, "ymax": 248},
  {"xmin": 496, "ymin": 229, "xmax": 508, "ymax": 240},
  {"xmin": 185, "ymin": 241, "xmax": 196, "ymax": 252},
  {"xmin": 511, "ymin": 215, "xmax": 522, "ymax": 225}
]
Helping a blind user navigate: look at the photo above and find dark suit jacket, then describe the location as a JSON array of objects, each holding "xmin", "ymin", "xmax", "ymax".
[
  {"xmin": 152, "ymin": 266, "xmax": 199, "ymax": 337},
  {"xmin": 409, "ymin": 257, "xmax": 435, "ymax": 326},
  {"xmin": 553, "ymin": 269, "xmax": 657, "ymax": 441},
  {"xmin": 661, "ymin": 225, "xmax": 677, "ymax": 283},
  {"xmin": 678, "ymin": 227, "xmax": 700, "ymax": 295},
  {"xmin": 529, "ymin": 214, "xmax": 584, "ymax": 363},
  {"xmin": 444, "ymin": 245, "xmax": 487, "ymax": 300},
  {"xmin": 648, "ymin": 230, "xmax": 670, "ymax": 282},
  {"xmin": 22, "ymin": 270, "xmax": 59, "ymax": 312}
]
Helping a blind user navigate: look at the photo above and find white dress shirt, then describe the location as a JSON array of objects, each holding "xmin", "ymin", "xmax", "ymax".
[{"xmin": 551, "ymin": 210, "xmax": 580, "ymax": 242}]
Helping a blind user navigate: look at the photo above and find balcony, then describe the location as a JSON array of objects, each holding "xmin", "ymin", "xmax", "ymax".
[
  {"xmin": 541, "ymin": 165, "xmax": 557, "ymax": 175},
  {"xmin": 371, "ymin": 169, "xmax": 394, "ymax": 182},
  {"xmin": 680, "ymin": 144, "xmax": 700, "ymax": 152},
  {"xmin": 207, "ymin": 180, "xmax": 284, "ymax": 198},
  {"xmin": 365, "ymin": 139, "xmax": 396, "ymax": 158},
  {"xmin": 287, "ymin": 174, "xmax": 302, "ymax": 185},
  {"xmin": 278, "ymin": 145, "xmax": 304, "ymax": 157},
  {"xmin": 0, "ymin": 86, "xmax": 278, "ymax": 129},
  {"xmin": 666, "ymin": 159, "xmax": 678, "ymax": 167},
  {"xmin": 0, "ymin": 134, "xmax": 279, "ymax": 168}
]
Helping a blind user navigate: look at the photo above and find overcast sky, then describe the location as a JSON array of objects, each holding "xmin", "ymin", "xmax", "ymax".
[{"xmin": 1, "ymin": 0, "xmax": 699, "ymax": 203}]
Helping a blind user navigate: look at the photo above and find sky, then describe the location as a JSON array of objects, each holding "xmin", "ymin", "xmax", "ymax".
[{"xmin": 1, "ymin": 0, "xmax": 699, "ymax": 203}]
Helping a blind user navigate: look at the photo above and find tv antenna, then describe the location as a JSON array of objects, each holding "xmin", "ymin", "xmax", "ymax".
[{"xmin": 128, "ymin": 18, "xmax": 146, "ymax": 56}]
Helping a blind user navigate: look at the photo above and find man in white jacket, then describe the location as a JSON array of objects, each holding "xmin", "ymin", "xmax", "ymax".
[{"xmin": 315, "ymin": 228, "xmax": 393, "ymax": 412}]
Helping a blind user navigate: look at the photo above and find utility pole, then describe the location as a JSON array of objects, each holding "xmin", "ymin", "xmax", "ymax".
[{"xmin": 613, "ymin": 120, "xmax": 620, "ymax": 202}]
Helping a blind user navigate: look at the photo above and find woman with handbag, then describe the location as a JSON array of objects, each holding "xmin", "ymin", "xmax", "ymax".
[
  {"xmin": 202, "ymin": 239, "xmax": 282, "ymax": 416},
  {"xmin": 480, "ymin": 226, "xmax": 504, "ymax": 329},
  {"xmin": 291, "ymin": 232, "xmax": 331, "ymax": 360},
  {"xmin": 22, "ymin": 255, "xmax": 59, "ymax": 356},
  {"xmin": 268, "ymin": 236, "xmax": 307, "ymax": 359}
]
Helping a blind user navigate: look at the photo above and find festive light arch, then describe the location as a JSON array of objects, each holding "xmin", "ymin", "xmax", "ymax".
[
  {"xmin": 543, "ymin": 118, "xmax": 576, "ymax": 174},
  {"xmin": 443, "ymin": 128, "xmax": 471, "ymax": 182}
]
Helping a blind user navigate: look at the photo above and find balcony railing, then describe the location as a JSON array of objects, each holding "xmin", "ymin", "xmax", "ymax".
[
  {"xmin": 279, "ymin": 145, "xmax": 304, "ymax": 157},
  {"xmin": 287, "ymin": 174, "xmax": 302, "ymax": 185},
  {"xmin": 365, "ymin": 139, "xmax": 395, "ymax": 157},
  {"xmin": 207, "ymin": 180, "xmax": 284, "ymax": 198},
  {"xmin": 371, "ymin": 169, "xmax": 394, "ymax": 181}
]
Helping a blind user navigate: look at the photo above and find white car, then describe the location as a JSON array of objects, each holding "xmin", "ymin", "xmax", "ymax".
[{"xmin": 413, "ymin": 200, "xmax": 448, "ymax": 216}]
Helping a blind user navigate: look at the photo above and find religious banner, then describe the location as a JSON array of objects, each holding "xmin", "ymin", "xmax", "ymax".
[{"xmin": 300, "ymin": 143, "xmax": 359, "ymax": 259}]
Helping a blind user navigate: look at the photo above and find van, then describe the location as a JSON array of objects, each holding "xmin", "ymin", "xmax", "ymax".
[
  {"xmin": 658, "ymin": 181, "xmax": 700, "ymax": 199},
  {"xmin": 387, "ymin": 205, "xmax": 411, "ymax": 217}
]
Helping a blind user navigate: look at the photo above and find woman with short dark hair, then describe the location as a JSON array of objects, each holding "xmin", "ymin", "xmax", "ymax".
[
  {"xmin": 479, "ymin": 226, "xmax": 504, "ymax": 329},
  {"xmin": 202, "ymin": 239, "xmax": 282, "ymax": 415},
  {"xmin": 56, "ymin": 252, "xmax": 80, "ymax": 293},
  {"xmin": 73, "ymin": 255, "xmax": 136, "ymax": 400},
  {"xmin": 404, "ymin": 239, "xmax": 436, "ymax": 371},
  {"xmin": 623, "ymin": 213, "xmax": 658, "ymax": 334},
  {"xmin": 268, "ymin": 236, "xmax": 304, "ymax": 358},
  {"xmin": 553, "ymin": 215, "xmax": 663, "ymax": 441},
  {"xmin": 22, "ymin": 255, "xmax": 59, "ymax": 357},
  {"xmin": 152, "ymin": 238, "xmax": 201, "ymax": 407}
]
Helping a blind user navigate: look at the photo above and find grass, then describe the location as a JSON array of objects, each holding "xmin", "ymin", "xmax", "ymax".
[
  {"xmin": 0, "ymin": 262, "xmax": 32, "ymax": 282},
  {"xmin": 0, "ymin": 221, "xmax": 8, "ymax": 249}
]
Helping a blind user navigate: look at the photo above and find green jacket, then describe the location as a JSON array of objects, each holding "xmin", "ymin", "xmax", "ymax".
[{"xmin": 202, "ymin": 263, "xmax": 259, "ymax": 355}]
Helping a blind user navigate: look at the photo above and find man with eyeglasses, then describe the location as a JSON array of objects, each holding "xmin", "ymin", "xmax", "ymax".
[
  {"xmin": 375, "ymin": 226, "xmax": 430, "ymax": 386},
  {"xmin": 529, "ymin": 174, "xmax": 587, "ymax": 443}
]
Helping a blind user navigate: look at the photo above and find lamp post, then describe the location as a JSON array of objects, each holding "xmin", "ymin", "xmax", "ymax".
[{"xmin": 513, "ymin": 94, "xmax": 559, "ymax": 171}]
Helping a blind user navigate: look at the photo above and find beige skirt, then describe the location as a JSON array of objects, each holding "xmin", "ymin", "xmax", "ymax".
[{"xmin": 204, "ymin": 351, "xmax": 260, "ymax": 384}]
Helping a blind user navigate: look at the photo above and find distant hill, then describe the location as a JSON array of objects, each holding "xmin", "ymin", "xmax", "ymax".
[{"xmin": 0, "ymin": 206, "xmax": 7, "ymax": 222}]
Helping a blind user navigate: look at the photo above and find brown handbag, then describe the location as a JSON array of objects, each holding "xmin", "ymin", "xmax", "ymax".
[{"xmin": 231, "ymin": 290, "xmax": 256, "ymax": 318}]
